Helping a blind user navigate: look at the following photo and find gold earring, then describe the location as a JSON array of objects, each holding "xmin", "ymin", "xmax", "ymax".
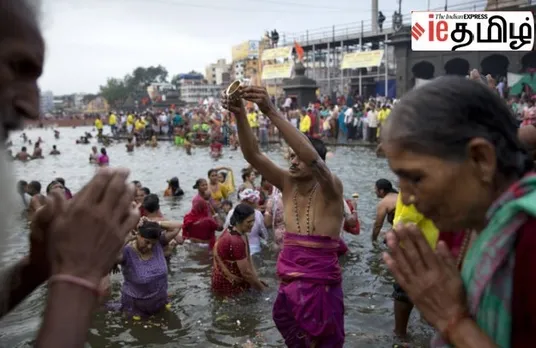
[{"xmin": 408, "ymin": 195, "xmax": 416, "ymax": 204}]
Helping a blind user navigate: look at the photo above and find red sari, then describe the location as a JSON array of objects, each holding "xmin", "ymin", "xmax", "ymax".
[
  {"xmin": 183, "ymin": 200, "xmax": 218, "ymax": 249},
  {"xmin": 211, "ymin": 230, "xmax": 250, "ymax": 297}
]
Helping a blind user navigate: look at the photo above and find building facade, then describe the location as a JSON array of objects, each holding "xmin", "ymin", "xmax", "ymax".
[
  {"xmin": 205, "ymin": 59, "xmax": 231, "ymax": 85},
  {"xmin": 177, "ymin": 72, "xmax": 221, "ymax": 104},
  {"xmin": 39, "ymin": 90, "xmax": 54, "ymax": 115}
]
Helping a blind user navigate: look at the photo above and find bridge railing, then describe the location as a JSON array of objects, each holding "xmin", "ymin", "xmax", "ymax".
[{"xmin": 280, "ymin": 0, "xmax": 520, "ymax": 46}]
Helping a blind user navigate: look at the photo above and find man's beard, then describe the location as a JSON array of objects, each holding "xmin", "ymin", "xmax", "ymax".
[{"xmin": 0, "ymin": 143, "xmax": 17, "ymax": 258}]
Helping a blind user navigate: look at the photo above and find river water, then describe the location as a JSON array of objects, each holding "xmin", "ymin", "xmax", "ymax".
[{"xmin": 0, "ymin": 126, "xmax": 432, "ymax": 347}]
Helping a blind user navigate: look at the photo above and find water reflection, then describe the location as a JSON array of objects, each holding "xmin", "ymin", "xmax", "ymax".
[{"xmin": 1, "ymin": 126, "xmax": 432, "ymax": 347}]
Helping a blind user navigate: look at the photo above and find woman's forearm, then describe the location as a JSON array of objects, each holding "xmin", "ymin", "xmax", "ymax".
[
  {"xmin": 36, "ymin": 281, "xmax": 98, "ymax": 348},
  {"xmin": 449, "ymin": 318, "xmax": 497, "ymax": 348},
  {"xmin": 0, "ymin": 256, "xmax": 47, "ymax": 318}
]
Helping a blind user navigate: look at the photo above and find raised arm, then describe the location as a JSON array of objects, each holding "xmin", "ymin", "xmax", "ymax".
[
  {"xmin": 221, "ymin": 90, "xmax": 287, "ymax": 190},
  {"xmin": 242, "ymin": 86, "xmax": 342, "ymax": 200}
]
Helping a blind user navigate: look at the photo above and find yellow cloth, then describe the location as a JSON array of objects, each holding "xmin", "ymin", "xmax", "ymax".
[
  {"xmin": 299, "ymin": 115, "xmax": 311, "ymax": 133},
  {"xmin": 377, "ymin": 109, "xmax": 391, "ymax": 137},
  {"xmin": 211, "ymin": 183, "xmax": 231, "ymax": 202},
  {"xmin": 393, "ymin": 193, "xmax": 439, "ymax": 249},
  {"xmin": 108, "ymin": 114, "xmax": 117, "ymax": 125},
  {"xmin": 95, "ymin": 119, "xmax": 103, "ymax": 130},
  {"xmin": 247, "ymin": 112, "xmax": 258, "ymax": 128},
  {"xmin": 134, "ymin": 119, "xmax": 145, "ymax": 131},
  {"xmin": 222, "ymin": 170, "xmax": 235, "ymax": 194},
  {"xmin": 126, "ymin": 114, "xmax": 134, "ymax": 126}
]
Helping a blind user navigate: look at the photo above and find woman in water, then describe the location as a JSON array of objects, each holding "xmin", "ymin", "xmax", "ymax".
[
  {"xmin": 97, "ymin": 147, "xmax": 109, "ymax": 166},
  {"xmin": 212, "ymin": 203, "xmax": 267, "ymax": 297},
  {"xmin": 207, "ymin": 167, "xmax": 233, "ymax": 206},
  {"xmin": 237, "ymin": 168, "xmax": 256, "ymax": 194},
  {"xmin": 217, "ymin": 167, "xmax": 235, "ymax": 194},
  {"xmin": 182, "ymin": 199, "xmax": 222, "ymax": 249},
  {"xmin": 372, "ymin": 178, "xmax": 398, "ymax": 243},
  {"xmin": 382, "ymin": 76, "xmax": 536, "ymax": 347},
  {"xmin": 192, "ymin": 178, "xmax": 217, "ymax": 214},
  {"xmin": 112, "ymin": 218, "xmax": 178, "ymax": 319},
  {"xmin": 224, "ymin": 189, "xmax": 267, "ymax": 255},
  {"xmin": 164, "ymin": 177, "xmax": 184, "ymax": 197}
]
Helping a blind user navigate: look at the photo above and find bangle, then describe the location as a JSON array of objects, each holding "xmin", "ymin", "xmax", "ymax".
[
  {"xmin": 48, "ymin": 274, "xmax": 103, "ymax": 298},
  {"xmin": 441, "ymin": 310, "xmax": 469, "ymax": 343}
]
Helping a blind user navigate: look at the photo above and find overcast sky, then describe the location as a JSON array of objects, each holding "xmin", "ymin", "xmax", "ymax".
[{"xmin": 38, "ymin": 0, "xmax": 480, "ymax": 94}]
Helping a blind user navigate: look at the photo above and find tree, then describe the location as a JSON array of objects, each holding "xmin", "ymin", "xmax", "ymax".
[
  {"xmin": 99, "ymin": 78, "xmax": 129, "ymax": 107},
  {"xmin": 100, "ymin": 65, "xmax": 170, "ymax": 107}
]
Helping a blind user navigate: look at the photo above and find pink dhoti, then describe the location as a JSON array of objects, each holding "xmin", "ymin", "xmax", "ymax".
[{"xmin": 273, "ymin": 232, "xmax": 344, "ymax": 348}]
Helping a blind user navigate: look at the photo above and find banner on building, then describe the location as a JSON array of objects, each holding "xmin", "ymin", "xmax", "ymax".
[
  {"xmin": 232, "ymin": 40, "xmax": 259, "ymax": 61},
  {"xmin": 341, "ymin": 50, "xmax": 384, "ymax": 70},
  {"xmin": 262, "ymin": 62, "xmax": 293, "ymax": 80},
  {"xmin": 262, "ymin": 46, "xmax": 292, "ymax": 61}
]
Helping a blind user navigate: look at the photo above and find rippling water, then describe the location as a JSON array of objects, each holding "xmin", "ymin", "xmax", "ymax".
[{"xmin": 0, "ymin": 126, "xmax": 432, "ymax": 347}]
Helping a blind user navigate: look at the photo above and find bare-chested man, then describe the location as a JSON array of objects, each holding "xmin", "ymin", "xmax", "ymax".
[
  {"xmin": 371, "ymin": 178, "xmax": 398, "ymax": 242},
  {"xmin": 223, "ymin": 86, "xmax": 345, "ymax": 347},
  {"xmin": 15, "ymin": 146, "xmax": 30, "ymax": 161},
  {"xmin": 31, "ymin": 141, "xmax": 43, "ymax": 159},
  {"xmin": 49, "ymin": 145, "xmax": 60, "ymax": 155},
  {"xmin": 27, "ymin": 180, "xmax": 46, "ymax": 220}
]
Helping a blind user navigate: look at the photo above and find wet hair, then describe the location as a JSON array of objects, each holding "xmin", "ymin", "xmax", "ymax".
[
  {"xmin": 52, "ymin": 145, "xmax": 56, "ymax": 149},
  {"xmin": 307, "ymin": 136, "xmax": 327, "ymax": 161},
  {"xmin": 28, "ymin": 180, "xmax": 41, "ymax": 193},
  {"xmin": 229, "ymin": 203, "xmax": 255, "ymax": 227},
  {"xmin": 142, "ymin": 193, "xmax": 160, "ymax": 213},
  {"xmin": 100, "ymin": 147, "xmax": 107, "ymax": 155},
  {"xmin": 138, "ymin": 220, "xmax": 162, "ymax": 240},
  {"xmin": 193, "ymin": 178, "xmax": 206, "ymax": 190},
  {"xmin": 55, "ymin": 177, "xmax": 65, "ymax": 186},
  {"xmin": 142, "ymin": 187, "xmax": 150, "ymax": 195},
  {"xmin": 382, "ymin": 76, "xmax": 533, "ymax": 178},
  {"xmin": 221, "ymin": 200, "xmax": 233, "ymax": 208},
  {"xmin": 46, "ymin": 180, "xmax": 61, "ymax": 194},
  {"xmin": 375, "ymin": 178, "xmax": 398, "ymax": 194},
  {"xmin": 207, "ymin": 169, "xmax": 218, "ymax": 177},
  {"xmin": 22, "ymin": 146, "xmax": 27, "ymax": 152}
]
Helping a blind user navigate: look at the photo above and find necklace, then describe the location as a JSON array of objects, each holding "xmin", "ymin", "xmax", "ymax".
[
  {"xmin": 292, "ymin": 184, "xmax": 318, "ymax": 235},
  {"xmin": 456, "ymin": 230, "xmax": 473, "ymax": 269}
]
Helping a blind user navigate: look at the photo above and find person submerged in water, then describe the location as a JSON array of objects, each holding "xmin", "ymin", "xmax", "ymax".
[
  {"xmin": 109, "ymin": 218, "xmax": 178, "ymax": 319},
  {"xmin": 49, "ymin": 145, "xmax": 60, "ymax": 155},
  {"xmin": 371, "ymin": 178, "xmax": 398, "ymax": 243},
  {"xmin": 223, "ymin": 85, "xmax": 345, "ymax": 347},
  {"xmin": 126, "ymin": 137, "xmax": 135, "ymax": 152},
  {"xmin": 164, "ymin": 177, "xmax": 184, "ymax": 197}
]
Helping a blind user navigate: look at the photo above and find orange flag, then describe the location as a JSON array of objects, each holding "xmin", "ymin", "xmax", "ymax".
[{"xmin": 294, "ymin": 41, "xmax": 304, "ymax": 62}]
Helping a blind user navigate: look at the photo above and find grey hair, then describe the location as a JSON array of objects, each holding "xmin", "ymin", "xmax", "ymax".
[{"xmin": 381, "ymin": 76, "xmax": 533, "ymax": 178}]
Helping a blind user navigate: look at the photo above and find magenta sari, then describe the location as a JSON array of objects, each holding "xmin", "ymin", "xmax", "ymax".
[{"xmin": 272, "ymin": 232, "xmax": 344, "ymax": 348}]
